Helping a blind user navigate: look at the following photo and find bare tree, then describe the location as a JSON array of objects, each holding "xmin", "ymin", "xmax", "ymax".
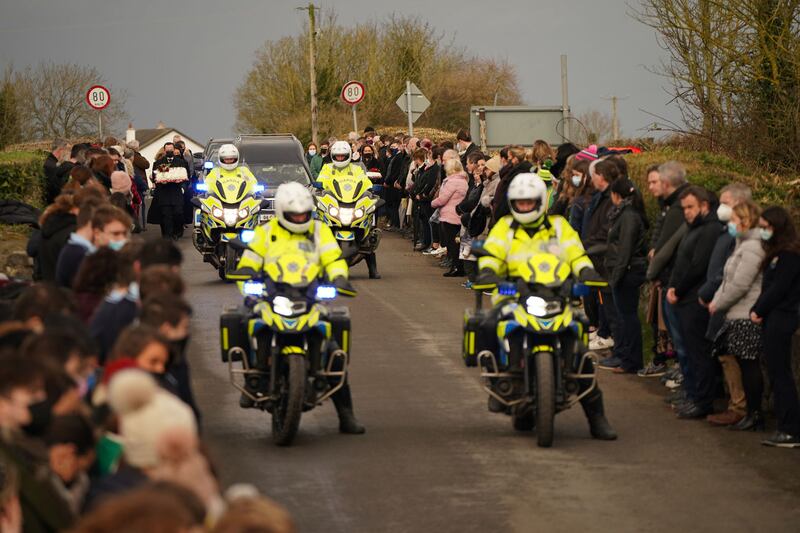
[
  {"xmin": 574, "ymin": 110, "xmax": 614, "ymax": 145},
  {"xmin": 235, "ymin": 12, "xmax": 521, "ymax": 140},
  {"xmin": 12, "ymin": 62, "xmax": 128, "ymax": 140}
]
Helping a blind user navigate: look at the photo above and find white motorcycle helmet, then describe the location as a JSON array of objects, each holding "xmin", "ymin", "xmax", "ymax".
[
  {"xmin": 274, "ymin": 182, "xmax": 315, "ymax": 234},
  {"xmin": 218, "ymin": 144, "xmax": 240, "ymax": 171},
  {"xmin": 507, "ymin": 173, "xmax": 548, "ymax": 226},
  {"xmin": 330, "ymin": 141, "xmax": 352, "ymax": 169}
]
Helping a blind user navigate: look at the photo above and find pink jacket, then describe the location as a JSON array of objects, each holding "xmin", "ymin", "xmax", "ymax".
[{"xmin": 431, "ymin": 172, "xmax": 468, "ymax": 225}]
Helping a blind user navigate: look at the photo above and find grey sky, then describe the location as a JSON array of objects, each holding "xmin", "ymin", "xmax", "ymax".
[{"xmin": 0, "ymin": 0, "xmax": 678, "ymax": 145}]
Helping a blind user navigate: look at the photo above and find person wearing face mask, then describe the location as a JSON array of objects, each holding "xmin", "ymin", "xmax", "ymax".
[
  {"xmin": 694, "ymin": 184, "xmax": 753, "ymax": 424},
  {"xmin": 705, "ymin": 201, "xmax": 764, "ymax": 429},
  {"xmin": 0, "ymin": 349, "xmax": 76, "ymax": 532},
  {"xmin": 91, "ymin": 205, "xmax": 132, "ymax": 252},
  {"xmin": 148, "ymin": 142, "xmax": 190, "ymax": 240},
  {"xmin": 566, "ymin": 159, "xmax": 594, "ymax": 235},
  {"xmin": 306, "ymin": 142, "xmax": 317, "ymax": 165},
  {"xmin": 750, "ymin": 206, "xmax": 800, "ymax": 448},
  {"xmin": 310, "ymin": 142, "xmax": 327, "ymax": 179},
  {"xmin": 666, "ymin": 186, "xmax": 724, "ymax": 419}
]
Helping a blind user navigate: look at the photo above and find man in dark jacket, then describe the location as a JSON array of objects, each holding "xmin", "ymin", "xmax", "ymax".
[
  {"xmin": 43, "ymin": 139, "xmax": 71, "ymax": 205},
  {"xmin": 456, "ymin": 128, "xmax": 478, "ymax": 170},
  {"xmin": 667, "ymin": 186, "xmax": 724, "ymax": 419},
  {"xmin": 645, "ymin": 161, "xmax": 690, "ymax": 379},
  {"xmin": 491, "ymin": 146, "xmax": 532, "ymax": 225},
  {"xmin": 412, "ymin": 150, "xmax": 442, "ymax": 251},
  {"xmin": 149, "ymin": 142, "xmax": 190, "ymax": 240},
  {"xmin": 128, "ymin": 140, "xmax": 150, "ymax": 230},
  {"xmin": 384, "ymin": 138, "xmax": 414, "ymax": 230}
]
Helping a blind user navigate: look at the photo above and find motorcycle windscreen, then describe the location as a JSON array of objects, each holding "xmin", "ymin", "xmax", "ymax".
[{"xmin": 261, "ymin": 240, "xmax": 322, "ymax": 287}]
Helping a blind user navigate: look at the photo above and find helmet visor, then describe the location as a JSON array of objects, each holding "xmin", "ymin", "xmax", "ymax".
[
  {"xmin": 286, "ymin": 211, "xmax": 311, "ymax": 224},
  {"xmin": 511, "ymin": 198, "xmax": 541, "ymax": 214},
  {"xmin": 220, "ymin": 156, "xmax": 237, "ymax": 165},
  {"xmin": 333, "ymin": 153, "xmax": 349, "ymax": 163}
]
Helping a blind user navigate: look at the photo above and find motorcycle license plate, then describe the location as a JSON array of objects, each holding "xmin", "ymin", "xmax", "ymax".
[{"xmin": 259, "ymin": 213, "xmax": 274, "ymax": 223}]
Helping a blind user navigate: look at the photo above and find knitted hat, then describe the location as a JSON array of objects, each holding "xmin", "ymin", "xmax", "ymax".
[
  {"xmin": 575, "ymin": 145, "xmax": 599, "ymax": 161},
  {"xmin": 110, "ymin": 171, "xmax": 132, "ymax": 195},
  {"xmin": 485, "ymin": 155, "xmax": 501, "ymax": 174},
  {"xmin": 108, "ymin": 370, "xmax": 197, "ymax": 469}
]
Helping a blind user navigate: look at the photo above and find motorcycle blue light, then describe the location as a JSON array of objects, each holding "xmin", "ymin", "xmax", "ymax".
[
  {"xmin": 240, "ymin": 230, "xmax": 255, "ymax": 243},
  {"xmin": 243, "ymin": 281, "xmax": 264, "ymax": 296},
  {"xmin": 316, "ymin": 285, "xmax": 337, "ymax": 300},
  {"xmin": 195, "ymin": 182, "xmax": 209, "ymax": 192},
  {"xmin": 203, "ymin": 161, "xmax": 214, "ymax": 170},
  {"xmin": 254, "ymin": 184, "xmax": 265, "ymax": 193},
  {"xmin": 572, "ymin": 283, "xmax": 590, "ymax": 298},
  {"xmin": 498, "ymin": 282, "xmax": 517, "ymax": 297}
]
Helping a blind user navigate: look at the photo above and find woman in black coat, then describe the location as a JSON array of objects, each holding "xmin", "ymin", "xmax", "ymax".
[
  {"xmin": 750, "ymin": 206, "xmax": 800, "ymax": 448},
  {"xmin": 37, "ymin": 194, "xmax": 78, "ymax": 282},
  {"xmin": 603, "ymin": 178, "xmax": 649, "ymax": 373}
]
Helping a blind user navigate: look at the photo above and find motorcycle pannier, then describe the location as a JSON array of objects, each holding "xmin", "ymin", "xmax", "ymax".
[
  {"xmin": 463, "ymin": 309, "xmax": 495, "ymax": 367},
  {"xmin": 220, "ymin": 306, "xmax": 249, "ymax": 362},
  {"xmin": 327, "ymin": 306, "xmax": 352, "ymax": 353}
]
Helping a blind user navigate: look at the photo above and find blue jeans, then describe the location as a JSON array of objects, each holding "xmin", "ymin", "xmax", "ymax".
[
  {"xmin": 612, "ymin": 272, "xmax": 645, "ymax": 372},
  {"xmin": 662, "ymin": 297, "xmax": 694, "ymax": 399}
]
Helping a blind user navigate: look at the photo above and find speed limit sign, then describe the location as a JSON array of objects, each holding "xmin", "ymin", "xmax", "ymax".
[
  {"xmin": 86, "ymin": 85, "xmax": 111, "ymax": 110},
  {"xmin": 341, "ymin": 81, "xmax": 365, "ymax": 106}
]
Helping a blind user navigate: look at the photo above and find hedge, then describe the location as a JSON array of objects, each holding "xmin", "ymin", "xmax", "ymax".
[{"xmin": 0, "ymin": 151, "xmax": 47, "ymax": 208}]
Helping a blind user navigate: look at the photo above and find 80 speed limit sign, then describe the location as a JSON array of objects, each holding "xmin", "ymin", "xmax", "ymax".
[
  {"xmin": 341, "ymin": 81, "xmax": 365, "ymax": 106},
  {"xmin": 86, "ymin": 85, "xmax": 111, "ymax": 110}
]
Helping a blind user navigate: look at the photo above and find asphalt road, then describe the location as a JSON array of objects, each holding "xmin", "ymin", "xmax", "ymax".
[{"xmin": 178, "ymin": 231, "xmax": 800, "ymax": 533}]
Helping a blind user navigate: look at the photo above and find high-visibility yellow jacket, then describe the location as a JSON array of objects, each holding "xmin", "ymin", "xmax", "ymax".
[
  {"xmin": 236, "ymin": 218, "xmax": 349, "ymax": 282},
  {"xmin": 315, "ymin": 163, "xmax": 373, "ymax": 202},
  {"xmin": 478, "ymin": 214, "xmax": 594, "ymax": 279},
  {"xmin": 204, "ymin": 166, "xmax": 259, "ymax": 202}
]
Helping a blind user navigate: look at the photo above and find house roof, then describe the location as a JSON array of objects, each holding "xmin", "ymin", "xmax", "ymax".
[{"xmin": 135, "ymin": 128, "xmax": 202, "ymax": 149}]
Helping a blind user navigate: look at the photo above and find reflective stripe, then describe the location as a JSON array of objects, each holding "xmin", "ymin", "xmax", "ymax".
[{"xmin": 319, "ymin": 243, "xmax": 339, "ymax": 254}]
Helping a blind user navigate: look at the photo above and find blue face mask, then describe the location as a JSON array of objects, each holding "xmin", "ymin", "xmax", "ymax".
[
  {"xmin": 727, "ymin": 222, "xmax": 740, "ymax": 238},
  {"xmin": 759, "ymin": 228, "xmax": 773, "ymax": 241},
  {"xmin": 108, "ymin": 239, "xmax": 127, "ymax": 251}
]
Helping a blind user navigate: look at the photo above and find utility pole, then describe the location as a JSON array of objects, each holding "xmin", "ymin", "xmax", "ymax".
[
  {"xmin": 602, "ymin": 95, "xmax": 628, "ymax": 141},
  {"xmin": 560, "ymin": 54, "xmax": 570, "ymax": 142},
  {"xmin": 298, "ymin": 3, "xmax": 319, "ymax": 145}
]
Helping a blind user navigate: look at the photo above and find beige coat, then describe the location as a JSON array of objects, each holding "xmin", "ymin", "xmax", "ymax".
[{"xmin": 711, "ymin": 229, "xmax": 764, "ymax": 321}]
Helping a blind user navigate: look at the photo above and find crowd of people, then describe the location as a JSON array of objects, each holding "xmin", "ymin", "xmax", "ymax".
[
  {"xmin": 0, "ymin": 140, "xmax": 297, "ymax": 531},
  {"xmin": 308, "ymin": 128, "xmax": 800, "ymax": 448}
]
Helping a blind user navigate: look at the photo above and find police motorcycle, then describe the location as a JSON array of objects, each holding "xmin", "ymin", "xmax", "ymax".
[
  {"xmin": 314, "ymin": 141, "xmax": 383, "ymax": 273},
  {"xmin": 220, "ymin": 236, "xmax": 355, "ymax": 446},
  {"xmin": 191, "ymin": 145, "xmax": 268, "ymax": 280},
  {"xmin": 464, "ymin": 245, "xmax": 605, "ymax": 448}
]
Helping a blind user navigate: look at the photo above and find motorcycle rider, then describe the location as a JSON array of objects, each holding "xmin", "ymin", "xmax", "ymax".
[
  {"xmin": 234, "ymin": 182, "xmax": 365, "ymax": 434},
  {"xmin": 205, "ymin": 143, "xmax": 258, "ymax": 192},
  {"xmin": 316, "ymin": 141, "xmax": 381, "ymax": 279},
  {"xmin": 476, "ymin": 173, "xmax": 617, "ymax": 440}
]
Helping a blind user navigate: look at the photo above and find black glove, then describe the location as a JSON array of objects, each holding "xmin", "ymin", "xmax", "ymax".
[
  {"xmin": 473, "ymin": 269, "xmax": 502, "ymax": 290},
  {"xmin": 333, "ymin": 276, "xmax": 357, "ymax": 297},
  {"xmin": 578, "ymin": 267, "xmax": 607, "ymax": 286}
]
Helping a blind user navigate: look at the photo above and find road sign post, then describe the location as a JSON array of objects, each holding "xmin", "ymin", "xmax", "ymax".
[
  {"xmin": 341, "ymin": 80, "xmax": 365, "ymax": 134},
  {"xmin": 396, "ymin": 81, "xmax": 430, "ymax": 137},
  {"xmin": 86, "ymin": 85, "xmax": 111, "ymax": 139}
]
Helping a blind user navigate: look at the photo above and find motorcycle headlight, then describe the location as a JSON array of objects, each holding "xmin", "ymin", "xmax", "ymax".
[
  {"xmin": 243, "ymin": 281, "xmax": 264, "ymax": 296},
  {"xmin": 354, "ymin": 208, "xmax": 364, "ymax": 219},
  {"xmin": 339, "ymin": 208, "xmax": 354, "ymax": 226},
  {"xmin": 272, "ymin": 296, "xmax": 307, "ymax": 317},
  {"xmin": 525, "ymin": 296, "xmax": 563, "ymax": 318},
  {"xmin": 212, "ymin": 207, "xmax": 224, "ymax": 219},
  {"xmin": 328, "ymin": 206, "xmax": 339, "ymax": 218},
  {"xmin": 223, "ymin": 208, "xmax": 239, "ymax": 226},
  {"xmin": 238, "ymin": 208, "xmax": 249, "ymax": 219}
]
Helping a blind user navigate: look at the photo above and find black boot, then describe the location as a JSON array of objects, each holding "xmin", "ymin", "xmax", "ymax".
[
  {"xmin": 332, "ymin": 384, "xmax": 365, "ymax": 434},
  {"xmin": 580, "ymin": 390, "xmax": 618, "ymax": 440},
  {"xmin": 366, "ymin": 253, "xmax": 381, "ymax": 279},
  {"xmin": 729, "ymin": 410, "xmax": 765, "ymax": 431}
]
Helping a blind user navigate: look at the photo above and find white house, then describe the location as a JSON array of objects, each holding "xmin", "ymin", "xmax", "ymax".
[{"xmin": 126, "ymin": 122, "xmax": 204, "ymax": 168}]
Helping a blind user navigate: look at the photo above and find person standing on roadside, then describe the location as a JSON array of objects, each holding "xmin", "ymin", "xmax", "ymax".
[
  {"xmin": 44, "ymin": 139, "xmax": 72, "ymax": 205},
  {"xmin": 750, "ymin": 207, "xmax": 800, "ymax": 448}
]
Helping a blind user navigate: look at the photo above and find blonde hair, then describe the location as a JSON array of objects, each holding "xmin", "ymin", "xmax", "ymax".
[
  {"xmin": 531, "ymin": 140, "xmax": 554, "ymax": 165},
  {"xmin": 732, "ymin": 200, "xmax": 761, "ymax": 230},
  {"xmin": 444, "ymin": 158, "xmax": 463, "ymax": 176}
]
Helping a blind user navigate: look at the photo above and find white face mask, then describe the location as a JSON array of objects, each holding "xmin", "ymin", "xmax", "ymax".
[
  {"xmin": 571, "ymin": 175, "xmax": 582, "ymax": 188},
  {"xmin": 717, "ymin": 203, "xmax": 733, "ymax": 223},
  {"xmin": 308, "ymin": 149, "xmax": 317, "ymax": 156}
]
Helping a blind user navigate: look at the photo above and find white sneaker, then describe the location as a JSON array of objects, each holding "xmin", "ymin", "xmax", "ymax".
[
  {"xmin": 588, "ymin": 336, "xmax": 615, "ymax": 351},
  {"xmin": 432, "ymin": 247, "xmax": 447, "ymax": 256},
  {"xmin": 589, "ymin": 330, "xmax": 599, "ymax": 342}
]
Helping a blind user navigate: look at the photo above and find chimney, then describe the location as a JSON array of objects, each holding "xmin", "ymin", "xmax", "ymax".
[
  {"xmin": 156, "ymin": 121, "xmax": 166, "ymax": 129},
  {"xmin": 126, "ymin": 122, "xmax": 135, "ymax": 143}
]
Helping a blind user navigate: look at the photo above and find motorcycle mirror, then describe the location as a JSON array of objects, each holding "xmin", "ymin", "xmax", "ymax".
[
  {"xmin": 190, "ymin": 197, "xmax": 202, "ymax": 208},
  {"xmin": 225, "ymin": 267, "xmax": 259, "ymax": 281},
  {"xmin": 375, "ymin": 198, "xmax": 386, "ymax": 209},
  {"xmin": 470, "ymin": 239, "xmax": 489, "ymax": 258},
  {"xmin": 227, "ymin": 238, "xmax": 250, "ymax": 252}
]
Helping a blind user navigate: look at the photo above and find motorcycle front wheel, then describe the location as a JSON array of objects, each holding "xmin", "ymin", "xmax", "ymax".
[
  {"xmin": 534, "ymin": 352, "xmax": 555, "ymax": 448},
  {"xmin": 271, "ymin": 354, "xmax": 306, "ymax": 446}
]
